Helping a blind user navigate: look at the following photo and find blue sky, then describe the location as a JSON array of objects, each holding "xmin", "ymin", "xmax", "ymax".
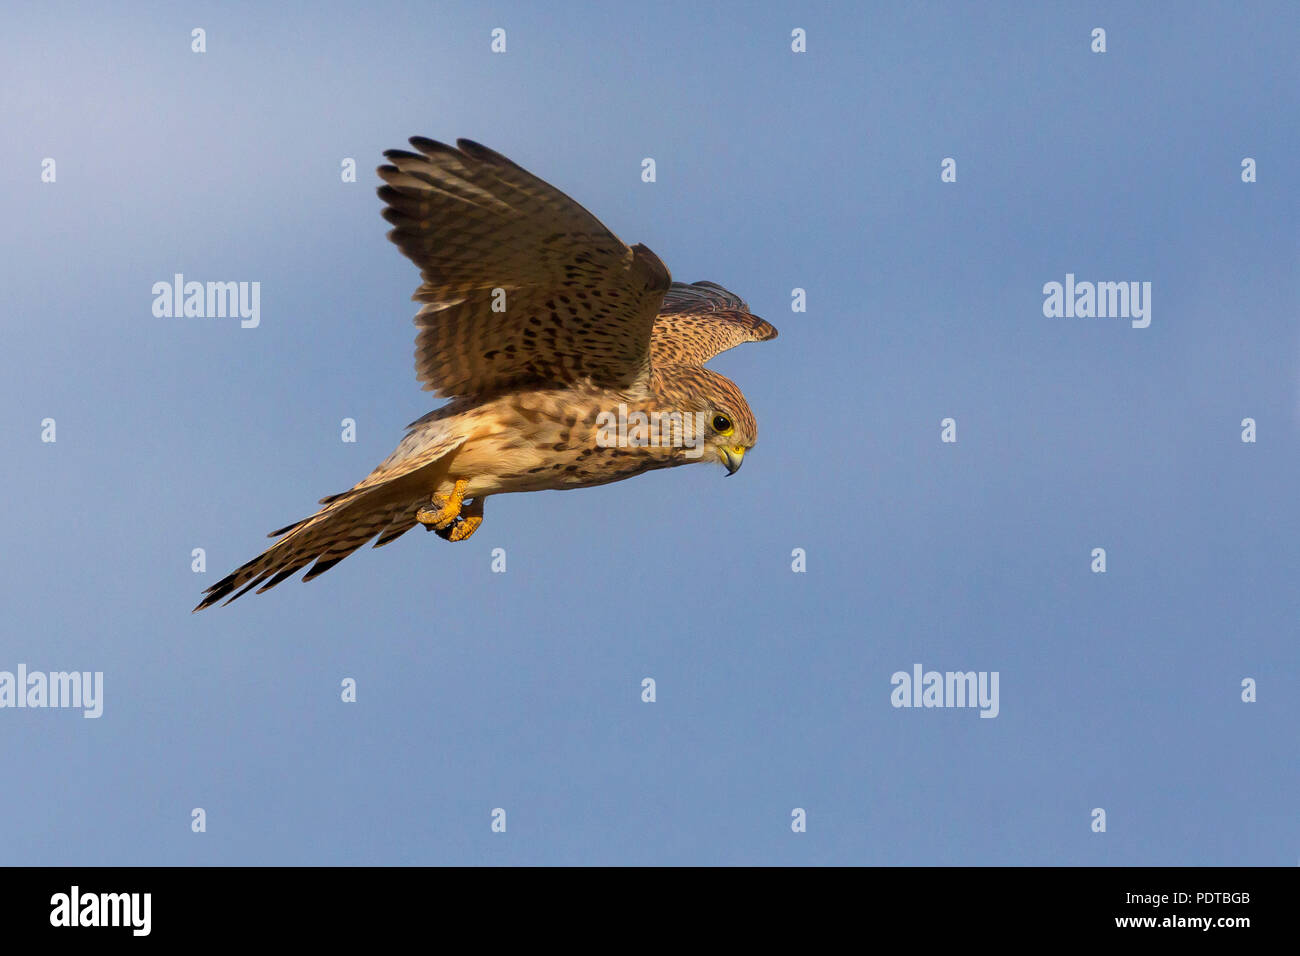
[{"xmin": 1, "ymin": 0, "xmax": 1296, "ymax": 865}]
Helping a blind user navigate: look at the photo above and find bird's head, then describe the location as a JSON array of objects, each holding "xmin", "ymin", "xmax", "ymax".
[{"xmin": 653, "ymin": 365, "xmax": 757, "ymax": 475}]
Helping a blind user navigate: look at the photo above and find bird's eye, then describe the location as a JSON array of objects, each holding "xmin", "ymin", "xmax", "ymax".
[{"xmin": 712, "ymin": 415, "xmax": 734, "ymax": 435}]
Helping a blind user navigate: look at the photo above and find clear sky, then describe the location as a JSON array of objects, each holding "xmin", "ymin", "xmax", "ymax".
[{"xmin": 2, "ymin": 0, "xmax": 1296, "ymax": 865}]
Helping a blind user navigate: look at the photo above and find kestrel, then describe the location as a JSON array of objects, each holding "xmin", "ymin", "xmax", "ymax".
[{"xmin": 195, "ymin": 138, "xmax": 777, "ymax": 611}]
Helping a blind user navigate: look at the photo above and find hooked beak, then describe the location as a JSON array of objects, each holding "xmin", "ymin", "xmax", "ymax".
[{"xmin": 719, "ymin": 445, "xmax": 746, "ymax": 476}]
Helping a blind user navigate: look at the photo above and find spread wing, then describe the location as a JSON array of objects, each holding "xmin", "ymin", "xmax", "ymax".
[
  {"xmin": 649, "ymin": 281, "xmax": 778, "ymax": 367},
  {"xmin": 378, "ymin": 138, "xmax": 672, "ymax": 397}
]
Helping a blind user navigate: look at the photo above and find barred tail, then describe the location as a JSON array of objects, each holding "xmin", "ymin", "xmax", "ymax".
[{"xmin": 193, "ymin": 484, "xmax": 424, "ymax": 612}]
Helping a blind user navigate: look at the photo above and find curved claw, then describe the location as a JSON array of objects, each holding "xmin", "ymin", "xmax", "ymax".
[
  {"xmin": 434, "ymin": 496, "xmax": 484, "ymax": 541},
  {"xmin": 417, "ymin": 478, "xmax": 469, "ymax": 531}
]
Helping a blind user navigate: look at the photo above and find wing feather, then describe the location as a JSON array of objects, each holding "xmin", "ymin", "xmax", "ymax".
[
  {"xmin": 378, "ymin": 138, "xmax": 671, "ymax": 397},
  {"xmin": 650, "ymin": 281, "xmax": 778, "ymax": 367}
]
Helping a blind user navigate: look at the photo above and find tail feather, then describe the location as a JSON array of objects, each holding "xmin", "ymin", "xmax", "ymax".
[
  {"xmin": 194, "ymin": 487, "xmax": 424, "ymax": 612},
  {"xmin": 267, "ymin": 516, "xmax": 309, "ymax": 539},
  {"xmin": 373, "ymin": 520, "xmax": 417, "ymax": 548},
  {"xmin": 268, "ymin": 488, "xmax": 360, "ymax": 538},
  {"xmin": 196, "ymin": 422, "xmax": 468, "ymax": 611}
]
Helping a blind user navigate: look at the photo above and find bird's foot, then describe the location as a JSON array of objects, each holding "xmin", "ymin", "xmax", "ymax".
[
  {"xmin": 433, "ymin": 495, "xmax": 484, "ymax": 542},
  {"xmin": 417, "ymin": 478, "xmax": 468, "ymax": 531}
]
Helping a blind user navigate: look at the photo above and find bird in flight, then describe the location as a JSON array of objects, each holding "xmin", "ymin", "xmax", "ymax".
[{"xmin": 195, "ymin": 138, "xmax": 776, "ymax": 611}]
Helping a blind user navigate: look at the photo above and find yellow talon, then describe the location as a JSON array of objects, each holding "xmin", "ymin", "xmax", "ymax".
[
  {"xmin": 446, "ymin": 514, "xmax": 482, "ymax": 542},
  {"xmin": 434, "ymin": 495, "xmax": 484, "ymax": 542},
  {"xmin": 417, "ymin": 478, "xmax": 468, "ymax": 530}
]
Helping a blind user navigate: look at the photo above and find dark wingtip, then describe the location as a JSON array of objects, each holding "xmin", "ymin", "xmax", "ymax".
[
  {"xmin": 456, "ymin": 138, "xmax": 514, "ymax": 166},
  {"xmin": 383, "ymin": 148, "xmax": 421, "ymax": 162},
  {"xmin": 409, "ymin": 136, "xmax": 456, "ymax": 156}
]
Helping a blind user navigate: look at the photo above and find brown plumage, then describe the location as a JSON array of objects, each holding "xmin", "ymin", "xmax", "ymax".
[
  {"xmin": 195, "ymin": 138, "xmax": 776, "ymax": 611},
  {"xmin": 651, "ymin": 281, "xmax": 777, "ymax": 367}
]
